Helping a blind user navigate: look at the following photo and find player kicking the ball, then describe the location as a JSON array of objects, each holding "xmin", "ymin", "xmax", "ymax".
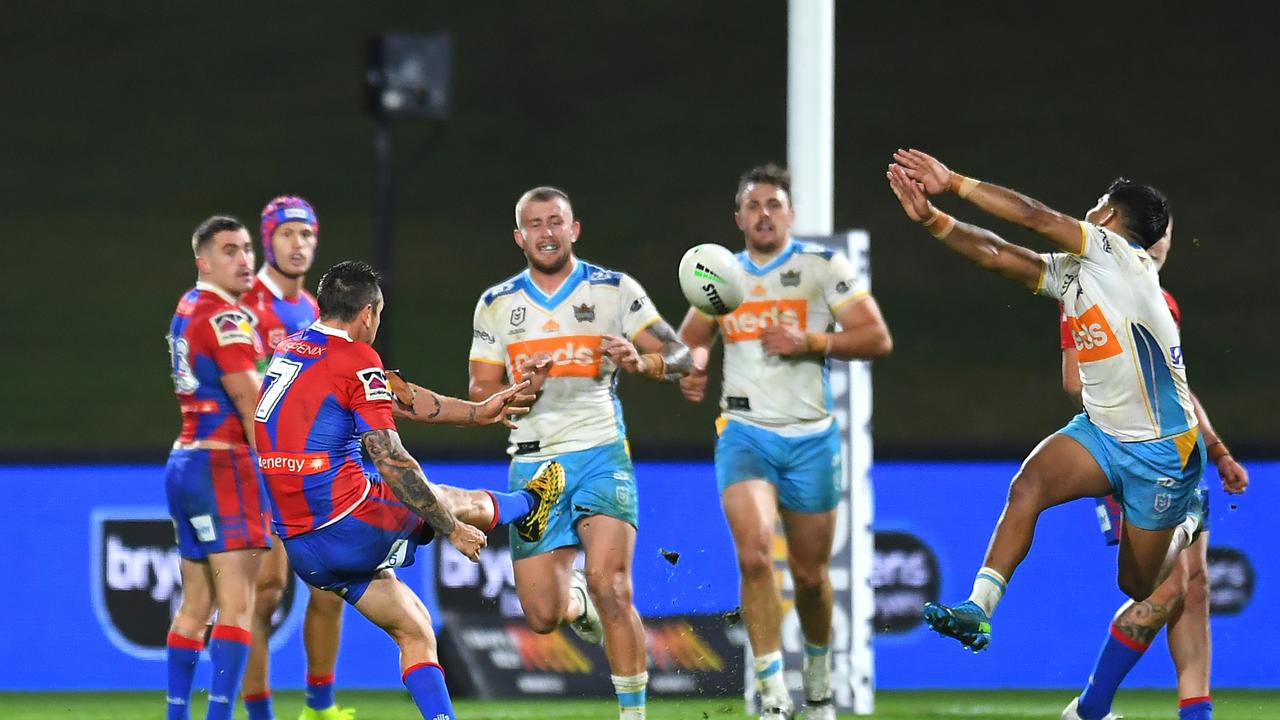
[
  {"xmin": 256, "ymin": 261, "xmax": 562, "ymax": 720},
  {"xmin": 468, "ymin": 186, "xmax": 691, "ymax": 720},
  {"xmin": 678, "ymin": 165, "xmax": 893, "ymax": 720},
  {"xmin": 887, "ymin": 148, "xmax": 1207, "ymax": 655}
]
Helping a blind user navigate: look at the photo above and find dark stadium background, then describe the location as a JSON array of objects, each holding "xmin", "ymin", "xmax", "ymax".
[{"xmin": 1, "ymin": 1, "xmax": 1273, "ymax": 462}]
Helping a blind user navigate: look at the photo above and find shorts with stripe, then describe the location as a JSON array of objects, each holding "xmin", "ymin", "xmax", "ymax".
[{"xmin": 165, "ymin": 446, "xmax": 272, "ymax": 560}]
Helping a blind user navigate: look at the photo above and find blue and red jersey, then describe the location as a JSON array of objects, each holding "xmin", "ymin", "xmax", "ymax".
[
  {"xmin": 254, "ymin": 323, "xmax": 397, "ymax": 538},
  {"xmin": 242, "ymin": 269, "xmax": 319, "ymax": 356},
  {"xmin": 167, "ymin": 282, "xmax": 264, "ymax": 445}
]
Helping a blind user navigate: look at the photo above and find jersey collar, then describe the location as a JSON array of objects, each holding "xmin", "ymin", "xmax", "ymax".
[
  {"xmin": 310, "ymin": 321, "xmax": 353, "ymax": 342},
  {"xmin": 738, "ymin": 238, "xmax": 797, "ymax": 276},
  {"xmin": 256, "ymin": 267, "xmax": 288, "ymax": 300},
  {"xmin": 195, "ymin": 280, "xmax": 240, "ymax": 306},
  {"xmin": 520, "ymin": 258, "xmax": 584, "ymax": 310}
]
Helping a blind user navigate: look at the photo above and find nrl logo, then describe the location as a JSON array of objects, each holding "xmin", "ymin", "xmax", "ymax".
[
  {"xmin": 510, "ymin": 307, "xmax": 526, "ymax": 327},
  {"xmin": 573, "ymin": 303, "xmax": 595, "ymax": 323},
  {"xmin": 780, "ymin": 270, "xmax": 801, "ymax": 287}
]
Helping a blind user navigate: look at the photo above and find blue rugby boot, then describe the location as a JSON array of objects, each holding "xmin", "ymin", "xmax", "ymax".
[{"xmin": 923, "ymin": 600, "xmax": 992, "ymax": 651}]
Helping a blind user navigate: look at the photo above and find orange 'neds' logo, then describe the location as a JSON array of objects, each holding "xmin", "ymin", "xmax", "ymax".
[
  {"xmin": 1068, "ymin": 304, "xmax": 1121, "ymax": 362},
  {"xmin": 508, "ymin": 335, "xmax": 602, "ymax": 378},
  {"xmin": 720, "ymin": 299, "xmax": 807, "ymax": 343}
]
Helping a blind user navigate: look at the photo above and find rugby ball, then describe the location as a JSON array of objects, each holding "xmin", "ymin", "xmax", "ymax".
[{"xmin": 678, "ymin": 243, "xmax": 743, "ymax": 315}]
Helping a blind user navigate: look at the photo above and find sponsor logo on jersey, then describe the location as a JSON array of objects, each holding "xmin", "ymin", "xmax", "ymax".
[
  {"xmin": 573, "ymin": 303, "xmax": 595, "ymax": 322},
  {"xmin": 258, "ymin": 452, "xmax": 332, "ymax": 475},
  {"xmin": 720, "ymin": 299, "xmax": 807, "ymax": 343},
  {"xmin": 750, "ymin": 283, "xmax": 767, "ymax": 297},
  {"xmin": 780, "ymin": 269, "xmax": 801, "ymax": 287},
  {"xmin": 1170, "ymin": 345, "xmax": 1184, "ymax": 367},
  {"xmin": 277, "ymin": 338, "xmax": 326, "ymax": 357},
  {"xmin": 267, "ymin": 328, "xmax": 286, "ymax": 349},
  {"xmin": 630, "ymin": 297, "xmax": 648, "ymax": 313},
  {"xmin": 541, "ymin": 317, "xmax": 561, "ymax": 333},
  {"xmin": 1067, "ymin": 304, "xmax": 1122, "ymax": 362},
  {"xmin": 474, "ymin": 328, "xmax": 497, "ymax": 344},
  {"xmin": 509, "ymin": 335, "xmax": 601, "ymax": 378},
  {"xmin": 357, "ymin": 367, "xmax": 394, "ymax": 401},
  {"xmin": 835, "ymin": 279, "xmax": 851, "ymax": 293},
  {"xmin": 510, "ymin": 307, "xmax": 526, "ymax": 326},
  {"xmin": 92, "ymin": 511, "xmax": 299, "ymax": 660},
  {"xmin": 210, "ymin": 310, "xmax": 256, "ymax": 347}
]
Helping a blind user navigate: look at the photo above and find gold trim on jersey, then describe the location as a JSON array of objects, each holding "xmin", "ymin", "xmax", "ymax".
[{"xmin": 829, "ymin": 289, "xmax": 871, "ymax": 312}]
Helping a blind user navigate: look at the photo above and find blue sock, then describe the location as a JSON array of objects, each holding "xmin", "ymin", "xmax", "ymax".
[
  {"xmin": 1078, "ymin": 623, "xmax": 1148, "ymax": 720},
  {"xmin": 166, "ymin": 632, "xmax": 203, "ymax": 720},
  {"xmin": 206, "ymin": 625, "xmax": 252, "ymax": 720},
  {"xmin": 243, "ymin": 692, "xmax": 274, "ymax": 720},
  {"xmin": 403, "ymin": 662, "xmax": 455, "ymax": 719},
  {"xmin": 612, "ymin": 672, "xmax": 648, "ymax": 717},
  {"xmin": 306, "ymin": 673, "xmax": 336, "ymax": 710},
  {"xmin": 1179, "ymin": 696, "xmax": 1212, "ymax": 720},
  {"xmin": 486, "ymin": 489, "xmax": 536, "ymax": 526}
]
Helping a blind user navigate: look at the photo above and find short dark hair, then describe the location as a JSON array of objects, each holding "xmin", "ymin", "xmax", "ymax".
[
  {"xmin": 317, "ymin": 261, "xmax": 383, "ymax": 321},
  {"xmin": 735, "ymin": 164, "xmax": 792, "ymax": 208},
  {"xmin": 1103, "ymin": 178, "xmax": 1170, "ymax": 249},
  {"xmin": 515, "ymin": 186, "xmax": 573, "ymax": 227},
  {"xmin": 191, "ymin": 215, "xmax": 246, "ymax": 257}
]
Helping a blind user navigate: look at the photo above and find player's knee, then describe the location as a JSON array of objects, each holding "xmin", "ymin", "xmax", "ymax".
[
  {"xmin": 791, "ymin": 562, "xmax": 829, "ymax": 593},
  {"xmin": 522, "ymin": 599, "xmax": 566, "ymax": 634},
  {"xmin": 587, "ymin": 569, "xmax": 633, "ymax": 619},
  {"xmin": 1118, "ymin": 572, "xmax": 1156, "ymax": 602},
  {"xmin": 735, "ymin": 540, "xmax": 773, "ymax": 581},
  {"xmin": 255, "ymin": 575, "xmax": 287, "ymax": 618},
  {"xmin": 1183, "ymin": 566, "xmax": 1209, "ymax": 612},
  {"xmin": 1006, "ymin": 468, "xmax": 1047, "ymax": 510}
]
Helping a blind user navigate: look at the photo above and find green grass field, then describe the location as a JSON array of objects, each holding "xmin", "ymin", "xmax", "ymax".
[{"xmin": 3, "ymin": 690, "xmax": 1278, "ymax": 719}]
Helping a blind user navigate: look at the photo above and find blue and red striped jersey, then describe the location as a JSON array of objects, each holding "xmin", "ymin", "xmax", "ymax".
[
  {"xmin": 242, "ymin": 269, "xmax": 319, "ymax": 357},
  {"xmin": 254, "ymin": 322, "xmax": 396, "ymax": 538},
  {"xmin": 167, "ymin": 282, "xmax": 264, "ymax": 445}
]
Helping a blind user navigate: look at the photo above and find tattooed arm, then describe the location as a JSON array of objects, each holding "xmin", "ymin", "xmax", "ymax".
[
  {"xmin": 392, "ymin": 381, "xmax": 533, "ymax": 428},
  {"xmin": 600, "ymin": 319, "xmax": 693, "ymax": 382},
  {"xmin": 361, "ymin": 428, "xmax": 456, "ymax": 533}
]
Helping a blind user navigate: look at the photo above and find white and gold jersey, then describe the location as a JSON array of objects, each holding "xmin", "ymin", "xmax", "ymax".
[
  {"xmin": 703, "ymin": 239, "xmax": 869, "ymax": 429},
  {"xmin": 1039, "ymin": 222, "xmax": 1195, "ymax": 441},
  {"xmin": 470, "ymin": 259, "xmax": 662, "ymax": 459}
]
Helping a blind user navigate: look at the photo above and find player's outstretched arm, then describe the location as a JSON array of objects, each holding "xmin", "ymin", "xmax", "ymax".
[
  {"xmin": 888, "ymin": 164, "xmax": 1045, "ymax": 291},
  {"xmin": 222, "ymin": 369, "xmax": 263, "ymax": 449},
  {"xmin": 603, "ymin": 319, "xmax": 692, "ymax": 382},
  {"xmin": 1191, "ymin": 391, "xmax": 1249, "ymax": 494},
  {"xmin": 894, "ymin": 148, "xmax": 1085, "ymax": 255},
  {"xmin": 393, "ymin": 374, "xmax": 532, "ymax": 429},
  {"xmin": 676, "ymin": 309, "xmax": 717, "ymax": 402},
  {"xmin": 360, "ymin": 427, "xmax": 486, "ymax": 561}
]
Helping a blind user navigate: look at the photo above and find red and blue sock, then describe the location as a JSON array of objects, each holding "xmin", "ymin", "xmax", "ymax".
[
  {"xmin": 1077, "ymin": 623, "xmax": 1148, "ymax": 720},
  {"xmin": 1179, "ymin": 695, "xmax": 1212, "ymax": 720},
  {"xmin": 166, "ymin": 632, "xmax": 203, "ymax": 720},
  {"xmin": 485, "ymin": 490, "xmax": 536, "ymax": 530},
  {"xmin": 206, "ymin": 625, "xmax": 252, "ymax": 720},
  {"xmin": 243, "ymin": 691, "xmax": 274, "ymax": 720},
  {"xmin": 402, "ymin": 661, "xmax": 455, "ymax": 719},
  {"xmin": 306, "ymin": 673, "xmax": 337, "ymax": 710}
]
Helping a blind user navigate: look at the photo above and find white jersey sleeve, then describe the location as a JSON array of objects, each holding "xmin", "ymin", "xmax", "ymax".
[
  {"xmin": 618, "ymin": 274, "xmax": 662, "ymax": 340},
  {"xmin": 821, "ymin": 250, "xmax": 870, "ymax": 312},
  {"xmin": 469, "ymin": 296, "xmax": 506, "ymax": 366}
]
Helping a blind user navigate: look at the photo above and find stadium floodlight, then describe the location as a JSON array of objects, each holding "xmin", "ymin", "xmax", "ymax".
[
  {"xmin": 364, "ymin": 33, "xmax": 453, "ymax": 120},
  {"xmin": 362, "ymin": 32, "xmax": 453, "ymax": 361}
]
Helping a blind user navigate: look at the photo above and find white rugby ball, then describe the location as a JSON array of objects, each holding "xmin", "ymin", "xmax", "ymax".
[{"xmin": 678, "ymin": 243, "xmax": 743, "ymax": 315}]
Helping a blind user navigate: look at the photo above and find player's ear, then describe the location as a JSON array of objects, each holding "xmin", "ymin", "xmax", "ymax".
[
  {"xmin": 194, "ymin": 254, "xmax": 210, "ymax": 275},
  {"xmin": 513, "ymin": 228, "xmax": 526, "ymax": 249},
  {"xmin": 733, "ymin": 210, "xmax": 746, "ymax": 232},
  {"xmin": 570, "ymin": 219, "xmax": 581, "ymax": 243}
]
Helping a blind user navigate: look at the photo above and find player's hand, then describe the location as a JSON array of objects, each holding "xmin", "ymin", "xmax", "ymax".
[
  {"xmin": 1217, "ymin": 456, "xmax": 1249, "ymax": 494},
  {"xmin": 892, "ymin": 148, "xmax": 953, "ymax": 195},
  {"xmin": 473, "ymin": 380, "xmax": 535, "ymax": 429},
  {"xmin": 600, "ymin": 334, "xmax": 645, "ymax": 374},
  {"xmin": 760, "ymin": 325, "xmax": 809, "ymax": 357},
  {"xmin": 386, "ymin": 369, "xmax": 417, "ymax": 407},
  {"xmin": 515, "ymin": 351, "xmax": 554, "ymax": 396},
  {"xmin": 887, "ymin": 164, "xmax": 938, "ymax": 224},
  {"xmin": 448, "ymin": 522, "xmax": 487, "ymax": 562},
  {"xmin": 679, "ymin": 363, "xmax": 708, "ymax": 402}
]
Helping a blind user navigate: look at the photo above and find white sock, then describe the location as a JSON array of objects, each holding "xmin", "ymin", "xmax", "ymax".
[
  {"xmin": 754, "ymin": 650, "xmax": 789, "ymax": 706},
  {"xmin": 612, "ymin": 672, "xmax": 647, "ymax": 720},
  {"xmin": 1158, "ymin": 513, "xmax": 1198, "ymax": 578},
  {"xmin": 967, "ymin": 566, "xmax": 1007, "ymax": 617},
  {"xmin": 801, "ymin": 642, "xmax": 831, "ymax": 702}
]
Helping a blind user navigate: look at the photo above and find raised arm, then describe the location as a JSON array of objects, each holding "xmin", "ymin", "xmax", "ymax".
[
  {"xmin": 888, "ymin": 164, "xmax": 1046, "ymax": 291},
  {"xmin": 360, "ymin": 427, "xmax": 486, "ymax": 560},
  {"xmin": 221, "ymin": 369, "xmax": 262, "ymax": 449},
  {"xmin": 676, "ymin": 308, "xmax": 717, "ymax": 403},
  {"xmin": 394, "ymin": 376, "xmax": 532, "ymax": 429},
  {"xmin": 894, "ymin": 148, "xmax": 1086, "ymax": 255}
]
